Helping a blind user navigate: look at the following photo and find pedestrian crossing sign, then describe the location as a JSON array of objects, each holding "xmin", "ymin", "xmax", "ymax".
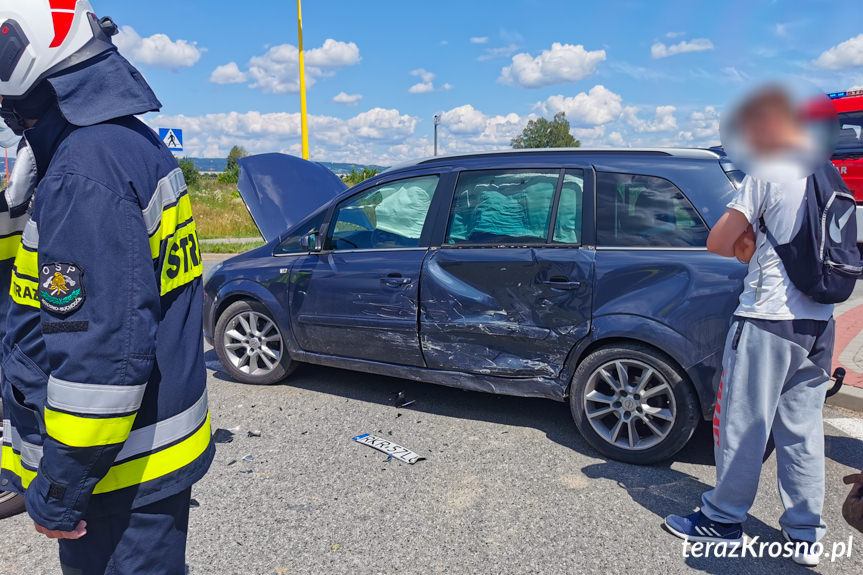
[{"xmin": 159, "ymin": 128, "xmax": 183, "ymax": 152}]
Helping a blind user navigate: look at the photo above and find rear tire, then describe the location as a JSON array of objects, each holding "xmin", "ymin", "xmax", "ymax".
[
  {"xmin": 0, "ymin": 400, "xmax": 26, "ymax": 520},
  {"xmin": 214, "ymin": 300, "xmax": 296, "ymax": 385},
  {"xmin": 569, "ymin": 343, "xmax": 699, "ymax": 465}
]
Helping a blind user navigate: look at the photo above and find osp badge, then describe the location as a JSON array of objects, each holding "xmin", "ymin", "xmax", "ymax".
[{"xmin": 39, "ymin": 263, "xmax": 85, "ymax": 315}]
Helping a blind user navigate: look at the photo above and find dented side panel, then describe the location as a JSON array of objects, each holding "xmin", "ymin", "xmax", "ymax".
[
  {"xmin": 289, "ymin": 250, "xmax": 428, "ymax": 367},
  {"xmin": 420, "ymin": 247, "xmax": 595, "ymax": 382}
]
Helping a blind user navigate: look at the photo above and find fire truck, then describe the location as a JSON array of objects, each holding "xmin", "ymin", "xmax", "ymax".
[{"xmin": 828, "ymin": 89, "xmax": 863, "ymax": 246}]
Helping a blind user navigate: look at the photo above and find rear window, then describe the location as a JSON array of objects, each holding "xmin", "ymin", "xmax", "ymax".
[
  {"xmin": 446, "ymin": 169, "xmax": 564, "ymax": 245},
  {"xmin": 596, "ymin": 172, "xmax": 708, "ymax": 248}
]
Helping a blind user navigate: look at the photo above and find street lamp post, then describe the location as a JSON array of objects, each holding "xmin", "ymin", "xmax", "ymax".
[{"xmin": 434, "ymin": 114, "xmax": 441, "ymax": 156}]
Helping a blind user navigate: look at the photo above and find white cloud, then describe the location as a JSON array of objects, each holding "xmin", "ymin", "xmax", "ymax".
[
  {"xmin": 470, "ymin": 37, "xmax": 489, "ymax": 44},
  {"xmin": 346, "ymin": 108, "xmax": 418, "ymax": 140},
  {"xmin": 814, "ymin": 34, "xmax": 863, "ymax": 70},
  {"xmin": 332, "ymin": 92, "xmax": 363, "ymax": 106},
  {"xmin": 623, "ymin": 105, "xmax": 679, "ymax": 133},
  {"xmin": 666, "ymin": 31, "xmax": 686, "ymax": 39},
  {"xmin": 408, "ymin": 69, "xmax": 453, "ymax": 94},
  {"xmin": 210, "ymin": 62, "xmax": 247, "ymax": 84},
  {"xmin": 722, "ymin": 66, "xmax": 749, "ymax": 83},
  {"xmin": 650, "ymin": 38, "xmax": 714, "ymax": 59},
  {"xmin": 115, "ymin": 26, "xmax": 202, "ymax": 69},
  {"xmin": 212, "ymin": 39, "xmax": 361, "ymax": 93},
  {"xmin": 535, "ymin": 85, "xmax": 624, "ymax": 126},
  {"xmin": 147, "ymin": 107, "xmax": 420, "ymax": 164},
  {"xmin": 688, "ymin": 106, "xmax": 720, "ymax": 141},
  {"xmin": 500, "ymin": 43, "xmax": 606, "ymax": 88},
  {"xmin": 478, "ymin": 44, "xmax": 520, "ymax": 62}
]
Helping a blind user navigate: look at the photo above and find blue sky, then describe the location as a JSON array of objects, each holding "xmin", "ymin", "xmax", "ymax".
[{"xmin": 95, "ymin": 0, "xmax": 863, "ymax": 163}]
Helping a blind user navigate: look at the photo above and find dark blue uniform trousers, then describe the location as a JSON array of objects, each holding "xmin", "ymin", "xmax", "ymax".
[{"xmin": 59, "ymin": 488, "xmax": 191, "ymax": 575}]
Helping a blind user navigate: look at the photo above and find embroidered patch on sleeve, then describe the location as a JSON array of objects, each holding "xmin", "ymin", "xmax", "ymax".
[{"xmin": 39, "ymin": 263, "xmax": 85, "ymax": 316}]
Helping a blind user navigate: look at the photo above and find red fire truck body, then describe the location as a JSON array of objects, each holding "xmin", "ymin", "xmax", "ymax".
[{"xmin": 829, "ymin": 89, "xmax": 863, "ymax": 244}]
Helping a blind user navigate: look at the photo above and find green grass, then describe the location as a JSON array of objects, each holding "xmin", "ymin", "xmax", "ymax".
[
  {"xmin": 201, "ymin": 241, "xmax": 266, "ymax": 254},
  {"xmin": 188, "ymin": 178, "xmax": 260, "ymax": 240}
]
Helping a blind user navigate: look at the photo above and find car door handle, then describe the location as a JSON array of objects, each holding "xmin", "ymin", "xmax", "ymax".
[
  {"xmin": 382, "ymin": 274, "xmax": 412, "ymax": 287},
  {"xmin": 542, "ymin": 277, "xmax": 582, "ymax": 290}
]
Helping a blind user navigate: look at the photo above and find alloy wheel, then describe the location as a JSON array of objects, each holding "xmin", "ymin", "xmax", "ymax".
[
  {"xmin": 222, "ymin": 311, "xmax": 284, "ymax": 377},
  {"xmin": 582, "ymin": 359, "xmax": 677, "ymax": 451}
]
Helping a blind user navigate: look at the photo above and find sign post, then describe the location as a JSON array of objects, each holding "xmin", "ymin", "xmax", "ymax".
[{"xmin": 159, "ymin": 128, "xmax": 184, "ymax": 153}]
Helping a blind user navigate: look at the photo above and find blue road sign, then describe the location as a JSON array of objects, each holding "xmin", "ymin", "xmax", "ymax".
[{"xmin": 159, "ymin": 128, "xmax": 184, "ymax": 152}]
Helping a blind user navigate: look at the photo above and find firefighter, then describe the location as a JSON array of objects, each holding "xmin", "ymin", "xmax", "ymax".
[
  {"xmin": 0, "ymin": 136, "xmax": 37, "ymax": 334},
  {"xmin": 0, "ymin": 2, "xmax": 214, "ymax": 573}
]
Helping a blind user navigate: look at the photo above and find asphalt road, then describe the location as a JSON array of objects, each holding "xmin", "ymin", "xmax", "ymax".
[
  {"xmin": 0, "ymin": 257, "xmax": 861, "ymax": 574},
  {"xmin": 1, "ymin": 353, "xmax": 862, "ymax": 574}
]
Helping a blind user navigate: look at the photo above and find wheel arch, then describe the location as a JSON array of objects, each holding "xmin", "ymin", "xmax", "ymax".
[
  {"xmin": 212, "ymin": 279, "xmax": 298, "ymax": 355},
  {"xmin": 563, "ymin": 314, "xmax": 716, "ymax": 419}
]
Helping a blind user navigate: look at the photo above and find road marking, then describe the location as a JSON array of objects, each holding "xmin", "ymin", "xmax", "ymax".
[{"xmin": 825, "ymin": 417, "xmax": 863, "ymax": 438}]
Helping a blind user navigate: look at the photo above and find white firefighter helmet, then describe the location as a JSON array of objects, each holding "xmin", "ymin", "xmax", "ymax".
[{"xmin": 0, "ymin": 0, "xmax": 116, "ymax": 98}]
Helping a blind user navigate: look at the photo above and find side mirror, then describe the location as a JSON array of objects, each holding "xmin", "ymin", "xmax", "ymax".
[{"xmin": 300, "ymin": 232, "xmax": 319, "ymax": 251}]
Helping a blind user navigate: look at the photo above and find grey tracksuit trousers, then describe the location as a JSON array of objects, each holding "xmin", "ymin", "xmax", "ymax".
[{"xmin": 701, "ymin": 316, "xmax": 834, "ymax": 542}]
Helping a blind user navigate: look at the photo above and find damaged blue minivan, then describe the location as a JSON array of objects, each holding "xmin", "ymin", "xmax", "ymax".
[{"xmin": 203, "ymin": 149, "xmax": 747, "ymax": 464}]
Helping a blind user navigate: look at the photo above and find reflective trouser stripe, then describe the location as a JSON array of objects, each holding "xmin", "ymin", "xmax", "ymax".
[
  {"xmin": 93, "ymin": 412, "xmax": 211, "ymax": 494},
  {"xmin": 47, "ymin": 377, "xmax": 147, "ymax": 416},
  {"xmin": 0, "ymin": 444, "xmax": 37, "ymax": 488},
  {"xmin": 44, "ymin": 409, "xmax": 136, "ymax": 448},
  {"xmin": 2, "ymin": 419, "xmax": 43, "ymax": 467}
]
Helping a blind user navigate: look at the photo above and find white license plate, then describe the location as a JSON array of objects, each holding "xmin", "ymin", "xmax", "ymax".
[{"xmin": 352, "ymin": 434, "xmax": 425, "ymax": 464}]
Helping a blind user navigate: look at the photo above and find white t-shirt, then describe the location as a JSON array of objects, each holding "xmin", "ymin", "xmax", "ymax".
[{"xmin": 727, "ymin": 174, "xmax": 834, "ymax": 321}]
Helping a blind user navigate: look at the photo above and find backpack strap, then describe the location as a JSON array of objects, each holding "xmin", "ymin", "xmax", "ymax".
[{"xmin": 758, "ymin": 216, "xmax": 781, "ymax": 249}]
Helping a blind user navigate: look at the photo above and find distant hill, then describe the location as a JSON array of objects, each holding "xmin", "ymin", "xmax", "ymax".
[{"xmin": 188, "ymin": 158, "xmax": 387, "ymax": 176}]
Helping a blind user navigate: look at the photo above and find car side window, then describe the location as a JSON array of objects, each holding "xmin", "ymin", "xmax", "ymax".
[
  {"xmin": 275, "ymin": 212, "xmax": 326, "ymax": 255},
  {"xmin": 596, "ymin": 172, "xmax": 709, "ymax": 248},
  {"xmin": 326, "ymin": 175, "xmax": 440, "ymax": 251},
  {"xmin": 446, "ymin": 169, "xmax": 560, "ymax": 245},
  {"xmin": 553, "ymin": 169, "xmax": 584, "ymax": 244}
]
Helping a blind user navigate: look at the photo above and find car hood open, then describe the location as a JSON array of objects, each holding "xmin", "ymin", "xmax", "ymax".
[{"xmin": 237, "ymin": 153, "xmax": 347, "ymax": 243}]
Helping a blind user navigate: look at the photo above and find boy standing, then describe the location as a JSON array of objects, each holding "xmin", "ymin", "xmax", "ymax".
[{"xmin": 665, "ymin": 88, "xmax": 835, "ymax": 567}]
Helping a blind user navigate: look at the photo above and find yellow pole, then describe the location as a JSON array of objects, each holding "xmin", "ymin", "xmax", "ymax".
[{"xmin": 297, "ymin": 0, "xmax": 309, "ymax": 160}]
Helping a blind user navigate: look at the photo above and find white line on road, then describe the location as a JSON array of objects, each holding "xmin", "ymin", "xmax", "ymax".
[{"xmin": 826, "ymin": 417, "xmax": 863, "ymax": 438}]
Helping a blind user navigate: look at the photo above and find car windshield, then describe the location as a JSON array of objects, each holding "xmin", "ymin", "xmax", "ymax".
[{"xmin": 835, "ymin": 111, "xmax": 863, "ymax": 156}]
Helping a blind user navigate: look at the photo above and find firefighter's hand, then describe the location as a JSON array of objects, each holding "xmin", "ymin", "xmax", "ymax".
[
  {"xmin": 843, "ymin": 472, "xmax": 863, "ymax": 534},
  {"xmin": 734, "ymin": 227, "xmax": 756, "ymax": 264},
  {"xmin": 33, "ymin": 520, "xmax": 87, "ymax": 540}
]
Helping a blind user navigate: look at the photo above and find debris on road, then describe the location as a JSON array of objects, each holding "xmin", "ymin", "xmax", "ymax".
[
  {"xmin": 247, "ymin": 430, "xmax": 262, "ymax": 438},
  {"xmin": 189, "ymin": 498, "xmax": 200, "ymax": 508},
  {"xmin": 213, "ymin": 428, "xmax": 235, "ymax": 444},
  {"xmin": 242, "ymin": 454, "xmax": 254, "ymax": 462},
  {"xmin": 393, "ymin": 391, "xmax": 417, "ymax": 409},
  {"xmin": 352, "ymin": 434, "xmax": 425, "ymax": 464}
]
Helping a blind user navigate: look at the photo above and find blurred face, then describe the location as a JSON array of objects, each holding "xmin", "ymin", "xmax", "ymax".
[{"xmin": 738, "ymin": 91, "xmax": 804, "ymax": 156}]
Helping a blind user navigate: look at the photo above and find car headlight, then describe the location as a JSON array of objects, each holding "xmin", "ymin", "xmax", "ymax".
[{"xmin": 203, "ymin": 261, "xmax": 224, "ymax": 287}]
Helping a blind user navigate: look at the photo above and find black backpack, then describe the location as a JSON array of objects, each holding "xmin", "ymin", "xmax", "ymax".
[{"xmin": 759, "ymin": 163, "xmax": 862, "ymax": 304}]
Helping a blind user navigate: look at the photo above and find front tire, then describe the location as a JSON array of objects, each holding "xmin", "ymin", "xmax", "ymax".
[
  {"xmin": 570, "ymin": 343, "xmax": 699, "ymax": 465},
  {"xmin": 214, "ymin": 300, "xmax": 296, "ymax": 385}
]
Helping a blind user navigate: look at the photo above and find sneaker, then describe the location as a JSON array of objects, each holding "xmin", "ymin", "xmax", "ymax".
[
  {"xmin": 665, "ymin": 511, "xmax": 743, "ymax": 544},
  {"xmin": 782, "ymin": 530, "xmax": 820, "ymax": 567}
]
